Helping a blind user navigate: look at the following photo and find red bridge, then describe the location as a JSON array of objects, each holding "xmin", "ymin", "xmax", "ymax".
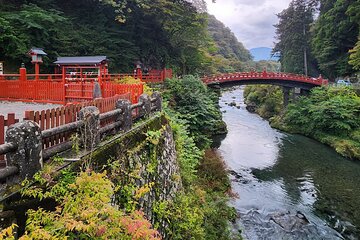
[{"xmin": 202, "ymin": 71, "xmax": 328, "ymax": 89}]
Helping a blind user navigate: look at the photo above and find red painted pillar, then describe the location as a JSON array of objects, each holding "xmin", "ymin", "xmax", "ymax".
[
  {"xmin": 136, "ymin": 67, "xmax": 143, "ymax": 81},
  {"xmin": 62, "ymin": 66, "xmax": 66, "ymax": 104},
  {"xmin": 262, "ymin": 68, "xmax": 267, "ymax": 77},
  {"xmin": 19, "ymin": 67, "xmax": 27, "ymax": 99},
  {"xmin": 35, "ymin": 63, "xmax": 40, "ymax": 81},
  {"xmin": 161, "ymin": 69, "xmax": 165, "ymax": 82},
  {"xmin": 19, "ymin": 67, "xmax": 27, "ymax": 82}
]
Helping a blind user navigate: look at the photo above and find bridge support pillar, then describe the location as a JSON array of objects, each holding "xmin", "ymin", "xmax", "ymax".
[
  {"xmin": 283, "ymin": 87, "xmax": 291, "ymax": 108},
  {"xmin": 292, "ymin": 88, "xmax": 309, "ymax": 102}
]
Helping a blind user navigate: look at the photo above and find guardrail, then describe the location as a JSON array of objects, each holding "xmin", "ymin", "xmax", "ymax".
[{"xmin": 0, "ymin": 92, "xmax": 161, "ymax": 182}]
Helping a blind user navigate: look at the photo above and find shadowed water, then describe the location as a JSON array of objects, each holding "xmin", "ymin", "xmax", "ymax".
[{"xmin": 217, "ymin": 86, "xmax": 360, "ymax": 240}]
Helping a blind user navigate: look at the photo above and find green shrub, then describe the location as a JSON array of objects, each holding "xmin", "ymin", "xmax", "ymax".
[
  {"xmin": 244, "ymin": 85, "xmax": 360, "ymax": 160},
  {"xmin": 163, "ymin": 75, "xmax": 225, "ymax": 149}
]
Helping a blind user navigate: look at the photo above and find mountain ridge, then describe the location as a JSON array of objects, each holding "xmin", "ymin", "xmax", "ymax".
[{"xmin": 250, "ymin": 47, "xmax": 279, "ymax": 61}]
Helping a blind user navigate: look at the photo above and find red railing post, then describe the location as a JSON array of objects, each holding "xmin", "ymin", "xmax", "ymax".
[
  {"xmin": 136, "ymin": 67, "xmax": 143, "ymax": 81},
  {"xmin": 19, "ymin": 67, "xmax": 27, "ymax": 82},
  {"xmin": 262, "ymin": 68, "xmax": 267, "ymax": 78},
  {"xmin": 161, "ymin": 69, "xmax": 165, "ymax": 82},
  {"xmin": 62, "ymin": 66, "xmax": 66, "ymax": 105},
  {"xmin": 35, "ymin": 63, "xmax": 40, "ymax": 81},
  {"xmin": 0, "ymin": 115, "xmax": 5, "ymax": 167}
]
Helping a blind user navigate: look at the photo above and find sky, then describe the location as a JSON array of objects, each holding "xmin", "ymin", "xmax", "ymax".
[{"xmin": 205, "ymin": 0, "xmax": 292, "ymax": 50}]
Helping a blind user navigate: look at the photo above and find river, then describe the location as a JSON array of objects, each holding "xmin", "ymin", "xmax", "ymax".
[{"xmin": 216, "ymin": 86, "xmax": 360, "ymax": 240}]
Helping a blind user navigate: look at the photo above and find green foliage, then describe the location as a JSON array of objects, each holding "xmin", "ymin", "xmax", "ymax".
[
  {"xmin": 244, "ymin": 85, "xmax": 360, "ymax": 160},
  {"xmin": 349, "ymin": 36, "xmax": 360, "ymax": 70},
  {"xmin": 285, "ymin": 87, "xmax": 360, "ymax": 135},
  {"xmin": 248, "ymin": 60, "xmax": 281, "ymax": 72},
  {"xmin": 21, "ymin": 158, "xmax": 76, "ymax": 202},
  {"xmin": 207, "ymin": 15, "xmax": 252, "ymax": 62},
  {"xmin": 0, "ymin": 0, "xmax": 227, "ymax": 75},
  {"xmin": 0, "ymin": 3, "xmax": 67, "ymax": 70},
  {"xmin": 283, "ymin": 87, "xmax": 360, "ymax": 159},
  {"xmin": 206, "ymin": 14, "xmax": 252, "ymax": 73},
  {"xmin": 160, "ymin": 79, "xmax": 239, "ymax": 239},
  {"xmin": 274, "ymin": 0, "xmax": 317, "ymax": 75},
  {"xmin": 347, "ymin": 1, "xmax": 360, "ymax": 70},
  {"xmin": 156, "ymin": 189, "xmax": 207, "ymax": 239},
  {"xmin": 273, "ymin": 0, "xmax": 360, "ymax": 79},
  {"xmin": 244, "ymin": 85, "xmax": 283, "ymax": 119},
  {"xmin": 311, "ymin": 0, "xmax": 359, "ymax": 79},
  {"xmin": 0, "ymin": 0, "xmax": 255, "ymax": 75},
  {"xmin": 163, "ymin": 75, "xmax": 225, "ymax": 149},
  {"xmin": 167, "ymin": 109, "xmax": 203, "ymax": 186}
]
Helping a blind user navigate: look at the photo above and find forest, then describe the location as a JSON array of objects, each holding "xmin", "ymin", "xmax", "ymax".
[
  {"xmin": 0, "ymin": 0, "xmax": 273, "ymax": 75},
  {"xmin": 274, "ymin": 0, "xmax": 360, "ymax": 80}
]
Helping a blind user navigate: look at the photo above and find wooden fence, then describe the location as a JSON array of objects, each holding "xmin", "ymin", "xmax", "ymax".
[
  {"xmin": 142, "ymin": 69, "xmax": 173, "ymax": 83},
  {"xmin": 0, "ymin": 114, "xmax": 19, "ymax": 167},
  {"xmin": 0, "ymin": 68, "xmax": 171, "ymax": 104},
  {"xmin": 0, "ymin": 78, "xmax": 142, "ymax": 105},
  {"xmin": 0, "ymin": 94, "xmax": 130, "ymax": 165}
]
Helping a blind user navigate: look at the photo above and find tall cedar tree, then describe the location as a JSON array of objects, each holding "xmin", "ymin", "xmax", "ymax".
[
  {"xmin": 311, "ymin": 0, "xmax": 359, "ymax": 79},
  {"xmin": 274, "ymin": 0, "xmax": 318, "ymax": 76}
]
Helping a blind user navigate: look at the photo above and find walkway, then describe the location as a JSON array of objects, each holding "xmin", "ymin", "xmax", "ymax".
[{"xmin": 0, "ymin": 101, "xmax": 60, "ymax": 120}]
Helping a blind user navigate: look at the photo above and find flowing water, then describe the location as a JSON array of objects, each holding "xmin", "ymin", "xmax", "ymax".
[{"xmin": 216, "ymin": 86, "xmax": 360, "ymax": 240}]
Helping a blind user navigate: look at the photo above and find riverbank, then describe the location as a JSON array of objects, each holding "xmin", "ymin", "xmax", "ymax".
[
  {"xmin": 243, "ymin": 85, "xmax": 360, "ymax": 160},
  {"xmin": 218, "ymin": 86, "xmax": 360, "ymax": 239}
]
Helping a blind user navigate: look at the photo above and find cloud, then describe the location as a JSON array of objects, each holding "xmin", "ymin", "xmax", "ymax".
[{"xmin": 205, "ymin": 0, "xmax": 292, "ymax": 49}]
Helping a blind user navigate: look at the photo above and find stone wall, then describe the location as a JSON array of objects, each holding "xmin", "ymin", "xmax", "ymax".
[
  {"xmin": 0, "ymin": 114, "xmax": 182, "ymax": 238},
  {"xmin": 80, "ymin": 114, "xmax": 182, "ymax": 237}
]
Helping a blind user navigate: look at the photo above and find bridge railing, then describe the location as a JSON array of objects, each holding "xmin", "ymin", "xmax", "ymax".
[
  {"xmin": 202, "ymin": 71, "xmax": 328, "ymax": 86},
  {"xmin": 0, "ymin": 92, "xmax": 161, "ymax": 182}
]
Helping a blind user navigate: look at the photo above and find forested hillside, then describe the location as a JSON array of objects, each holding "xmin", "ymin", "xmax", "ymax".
[
  {"xmin": 207, "ymin": 14, "xmax": 252, "ymax": 72},
  {"xmin": 274, "ymin": 0, "xmax": 360, "ymax": 80},
  {"xmin": 0, "ymin": 0, "xmax": 258, "ymax": 75}
]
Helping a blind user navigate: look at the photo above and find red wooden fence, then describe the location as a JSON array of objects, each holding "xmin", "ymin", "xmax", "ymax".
[
  {"xmin": 0, "ymin": 78, "xmax": 141, "ymax": 105},
  {"xmin": 0, "ymin": 94, "xmax": 130, "ymax": 166},
  {"xmin": 141, "ymin": 69, "xmax": 173, "ymax": 83},
  {"xmin": 0, "ymin": 68, "xmax": 171, "ymax": 105},
  {"xmin": 0, "ymin": 113, "xmax": 19, "ymax": 167}
]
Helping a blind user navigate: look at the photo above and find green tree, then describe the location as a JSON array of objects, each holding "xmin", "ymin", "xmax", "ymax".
[
  {"xmin": 311, "ymin": 0, "xmax": 359, "ymax": 79},
  {"xmin": 163, "ymin": 75, "xmax": 225, "ymax": 149},
  {"xmin": 274, "ymin": 0, "xmax": 317, "ymax": 76},
  {"xmin": 347, "ymin": 1, "xmax": 360, "ymax": 70}
]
